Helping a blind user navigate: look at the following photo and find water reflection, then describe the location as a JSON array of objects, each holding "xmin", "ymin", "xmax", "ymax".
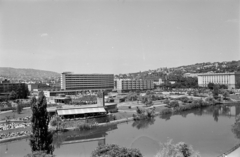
[
  {"xmin": 232, "ymin": 113, "xmax": 240, "ymax": 140},
  {"xmin": 159, "ymin": 113, "xmax": 171, "ymax": 121},
  {"xmin": 158, "ymin": 104, "xmax": 240, "ymax": 123},
  {"xmin": 131, "ymin": 105, "xmax": 236, "ymax": 130},
  {"xmin": 52, "ymin": 124, "xmax": 117, "ymax": 148}
]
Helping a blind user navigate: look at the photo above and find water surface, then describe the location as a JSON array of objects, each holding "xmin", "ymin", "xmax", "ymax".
[{"xmin": 1, "ymin": 104, "xmax": 240, "ymax": 157}]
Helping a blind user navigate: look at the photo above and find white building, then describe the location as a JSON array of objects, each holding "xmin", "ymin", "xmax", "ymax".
[
  {"xmin": 197, "ymin": 72, "xmax": 240, "ymax": 89},
  {"xmin": 61, "ymin": 72, "xmax": 114, "ymax": 91},
  {"xmin": 114, "ymin": 79, "xmax": 154, "ymax": 92}
]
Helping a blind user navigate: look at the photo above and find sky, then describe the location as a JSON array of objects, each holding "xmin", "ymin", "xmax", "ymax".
[{"xmin": 0, "ymin": 0, "xmax": 239, "ymax": 74}]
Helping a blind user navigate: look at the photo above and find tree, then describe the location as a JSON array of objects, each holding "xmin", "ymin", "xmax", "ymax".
[
  {"xmin": 212, "ymin": 85, "xmax": 219, "ymax": 99},
  {"xmin": 207, "ymin": 83, "xmax": 215, "ymax": 90},
  {"xmin": 155, "ymin": 140, "xmax": 200, "ymax": 157},
  {"xmin": 16, "ymin": 103, "xmax": 23, "ymax": 114},
  {"xmin": 29, "ymin": 91, "xmax": 54, "ymax": 155},
  {"xmin": 9, "ymin": 91, "xmax": 18, "ymax": 100},
  {"xmin": 222, "ymin": 90, "xmax": 230, "ymax": 100}
]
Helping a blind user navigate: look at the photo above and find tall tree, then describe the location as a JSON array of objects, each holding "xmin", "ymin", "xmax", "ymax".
[{"xmin": 29, "ymin": 91, "xmax": 54, "ymax": 154}]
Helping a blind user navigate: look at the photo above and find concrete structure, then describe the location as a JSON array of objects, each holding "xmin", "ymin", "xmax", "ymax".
[
  {"xmin": 114, "ymin": 79, "xmax": 154, "ymax": 92},
  {"xmin": 151, "ymin": 78, "xmax": 163, "ymax": 86},
  {"xmin": 0, "ymin": 79, "xmax": 27, "ymax": 94},
  {"xmin": 27, "ymin": 84, "xmax": 38, "ymax": 92},
  {"xmin": 198, "ymin": 72, "xmax": 240, "ymax": 89},
  {"xmin": 183, "ymin": 73, "xmax": 200, "ymax": 78},
  {"xmin": 61, "ymin": 72, "xmax": 114, "ymax": 91}
]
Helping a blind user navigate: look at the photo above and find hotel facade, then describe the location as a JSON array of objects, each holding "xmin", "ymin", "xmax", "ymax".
[
  {"xmin": 61, "ymin": 72, "xmax": 114, "ymax": 91},
  {"xmin": 114, "ymin": 79, "xmax": 154, "ymax": 92},
  {"xmin": 197, "ymin": 72, "xmax": 240, "ymax": 89}
]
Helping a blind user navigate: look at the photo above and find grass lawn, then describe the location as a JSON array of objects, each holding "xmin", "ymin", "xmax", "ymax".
[
  {"xmin": 154, "ymin": 106, "xmax": 168, "ymax": 113},
  {"xmin": 112, "ymin": 111, "xmax": 134, "ymax": 120},
  {"xmin": 230, "ymin": 94, "xmax": 240, "ymax": 101},
  {"xmin": 0, "ymin": 108, "xmax": 32, "ymax": 121}
]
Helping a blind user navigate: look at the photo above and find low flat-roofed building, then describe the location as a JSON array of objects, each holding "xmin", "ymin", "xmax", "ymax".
[
  {"xmin": 0, "ymin": 79, "xmax": 27, "ymax": 94},
  {"xmin": 198, "ymin": 72, "xmax": 240, "ymax": 89}
]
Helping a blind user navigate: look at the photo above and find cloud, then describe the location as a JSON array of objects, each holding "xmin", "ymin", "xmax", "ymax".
[
  {"xmin": 40, "ymin": 33, "xmax": 48, "ymax": 37},
  {"xmin": 226, "ymin": 19, "xmax": 238, "ymax": 23}
]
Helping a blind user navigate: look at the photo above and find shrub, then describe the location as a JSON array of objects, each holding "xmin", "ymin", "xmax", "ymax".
[
  {"xmin": 25, "ymin": 151, "xmax": 55, "ymax": 157},
  {"xmin": 169, "ymin": 101, "xmax": 179, "ymax": 108},
  {"xmin": 134, "ymin": 108, "xmax": 155, "ymax": 120},
  {"xmin": 163, "ymin": 99, "xmax": 170, "ymax": 105},
  {"xmin": 17, "ymin": 103, "xmax": 23, "ymax": 114},
  {"xmin": 91, "ymin": 144, "xmax": 143, "ymax": 157},
  {"xmin": 77, "ymin": 123, "xmax": 97, "ymax": 131},
  {"xmin": 160, "ymin": 108, "xmax": 172, "ymax": 115},
  {"xmin": 136, "ymin": 107, "xmax": 144, "ymax": 114},
  {"xmin": 205, "ymin": 97, "xmax": 216, "ymax": 105},
  {"xmin": 155, "ymin": 140, "xmax": 200, "ymax": 157},
  {"xmin": 179, "ymin": 97, "xmax": 189, "ymax": 103},
  {"xmin": 49, "ymin": 116, "xmax": 62, "ymax": 127}
]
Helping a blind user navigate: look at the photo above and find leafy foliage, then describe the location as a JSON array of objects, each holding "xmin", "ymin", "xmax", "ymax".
[
  {"xmin": 25, "ymin": 151, "xmax": 55, "ymax": 157},
  {"xmin": 9, "ymin": 91, "xmax": 18, "ymax": 100},
  {"xmin": 232, "ymin": 114, "xmax": 240, "ymax": 140},
  {"xmin": 155, "ymin": 140, "xmax": 200, "ymax": 157},
  {"xmin": 49, "ymin": 115, "xmax": 62, "ymax": 127},
  {"xmin": 207, "ymin": 83, "xmax": 215, "ymax": 90},
  {"xmin": 169, "ymin": 101, "xmax": 179, "ymax": 108},
  {"xmin": 160, "ymin": 108, "xmax": 172, "ymax": 115},
  {"xmin": 133, "ymin": 107, "xmax": 155, "ymax": 120},
  {"xmin": 91, "ymin": 144, "xmax": 143, "ymax": 157},
  {"xmin": 77, "ymin": 122, "xmax": 97, "ymax": 131},
  {"xmin": 29, "ymin": 91, "xmax": 54, "ymax": 154},
  {"xmin": 16, "ymin": 103, "xmax": 23, "ymax": 114}
]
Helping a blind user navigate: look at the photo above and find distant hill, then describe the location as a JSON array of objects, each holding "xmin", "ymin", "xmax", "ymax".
[
  {"xmin": 115, "ymin": 60, "xmax": 240, "ymax": 79},
  {"xmin": 0, "ymin": 67, "xmax": 60, "ymax": 80}
]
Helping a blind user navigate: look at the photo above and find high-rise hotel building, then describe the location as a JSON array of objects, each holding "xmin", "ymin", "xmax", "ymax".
[
  {"xmin": 61, "ymin": 72, "xmax": 114, "ymax": 91},
  {"xmin": 197, "ymin": 72, "xmax": 240, "ymax": 89}
]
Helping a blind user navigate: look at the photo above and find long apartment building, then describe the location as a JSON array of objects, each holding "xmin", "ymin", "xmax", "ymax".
[
  {"xmin": 61, "ymin": 72, "xmax": 114, "ymax": 91},
  {"xmin": 197, "ymin": 72, "xmax": 240, "ymax": 89},
  {"xmin": 114, "ymin": 79, "xmax": 154, "ymax": 92},
  {"xmin": 0, "ymin": 79, "xmax": 26, "ymax": 93}
]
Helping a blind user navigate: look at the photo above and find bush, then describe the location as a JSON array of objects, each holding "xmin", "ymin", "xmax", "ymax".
[
  {"xmin": 160, "ymin": 108, "xmax": 172, "ymax": 115},
  {"xmin": 163, "ymin": 99, "xmax": 170, "ymax": 105},
  {"xmin": 169, "ymin": 101, "xmax": 179, "ymax": 108},
  {"xmin": 155, "ymin": 140, "xmax": 200, "ymax": 157},
  {"xmin": 49, "ymin": 116, "xmax": 62, "ymax": 127},
  {"xmin": 178, "ymin": 97, "xmax": 189, "ymax": 103},
  {"xmin": 77, "ymin": 123, "xmax": 97, "ymax": 131},
  {"xmin": 134, "ymin": 108, "xmax": 155, "ymax": 120},
  {"xmin": 136, "ymin": 107, "xmax": 144, "ymax": 114},
  {"xmin": 25, "ymin": 151, "xmax": 55, "ymax": 157},
  {"xmin": 92, "ymin": 144, "xmax": 143, "ymax": 157},
  {"xmin": 17, "ymin": 104, "xmax": 23, "ymax": 114}
]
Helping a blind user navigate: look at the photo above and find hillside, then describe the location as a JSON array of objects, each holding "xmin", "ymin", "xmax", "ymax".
[
  {"xmin": 115, "ymin": 60, "xmax": 240, "ymax": 79},
  {"xmin": 0, "ymin": 67, "xmax": 60, "ymax": 81}
]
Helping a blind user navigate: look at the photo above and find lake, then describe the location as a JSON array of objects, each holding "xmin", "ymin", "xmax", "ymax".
[{"xmin": 1, "ymin": 104, "xmax": 240, "ymax": 157}]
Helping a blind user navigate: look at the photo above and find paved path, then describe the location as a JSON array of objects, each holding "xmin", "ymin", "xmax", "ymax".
[{"xmin": 0, "ymin": 107, "xmax": 31, "ymax": 115}]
